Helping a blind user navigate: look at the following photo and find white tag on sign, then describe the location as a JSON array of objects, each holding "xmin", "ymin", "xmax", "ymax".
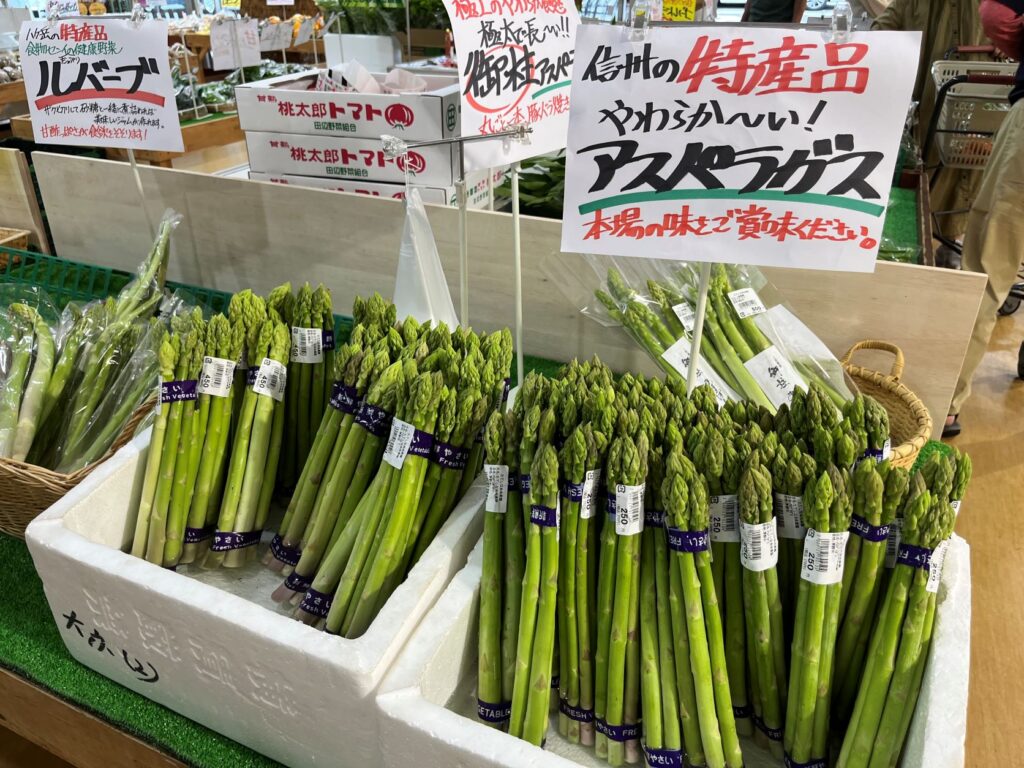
[
  {"xmin": 581, "ymin": 469, "xmax": 602, "ymax": 520},
  {"xmin": 885, "ymin": 518, "xmax": 903, "ymax": 568},
  {"xmin": 291, "ymin": 327, "xmax": 324, "ymax": 363},
  {"xmin": 383, "ymin": 418, "xmax": 416, "ymax": 469},
  {"xmin": 198, "ymin": 356, "xmax": 237, "ymax": 398},
  {"xmin": 926, "ymin": 539, "xmax": 949, "ymax": 593},
  {"xmin": 800, "ymin": 529, "xmax": 849, "ymax": 585},
  {"xmin": 672, "ymin": 303, "xmax": 696, "ymax": 333},
  {"xmin": 743, "ymin": 346, "xmax": 805, "ymax": 410},
  {"xmin": 774, "ymin": 493, "xmax": 807, "ymax": 540},
  {"xmin": 484, "ymin": 464, "xmax": 509, "ymax": 514},
  {"xmin": 740, "ymin": 519, "xmax": 778, "ymax": 571},
  {"xmin": 661, "ymin": 337, "xmax": 740, "ymax": 407},
  {"xmin": 709, "ymin": 495, "xmax": 739, "ymax": 543},
  {"xmin": 252, "ymin": 358, "xmax": 287, "ymax": 401},
  {"xmin": 728, "ymin": 288, "xmax": 768, "ymax": 319},
  {"xmin": 615, "ymin": 483, "xmax": 645, "ymax": 536}
]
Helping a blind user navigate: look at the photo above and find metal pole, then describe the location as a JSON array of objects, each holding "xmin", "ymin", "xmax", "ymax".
[
  {"xmin": 687, "ymin": 262, "xmax": 712, "ymax": 394},
  {"xmin": 457, "ymin": 141, "xmax": 469, "ymax": 326},
  {"xmin": 404, "ymin": 0, "xmax": 412, "ymax": 61},
  {"xmin": 511, "ymin": 161, "xmax": 524, "ymax": 387}
]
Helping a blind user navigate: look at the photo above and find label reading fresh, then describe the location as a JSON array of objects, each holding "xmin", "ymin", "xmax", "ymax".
[
  {"xmin": 774, "ymin": 493, "xmax": 806, "ymax": 539},
  {"xmin": 926, "ymin": 539, "xmax": 949, "ymax": 593},
  {"xmin": 291, "ymin": 327, "xmax": 324, "ymax": 363},
  {"xmin": 484, "ymin": 464, "xmax": 509, "ymax": 514},
  {"xmin": 252, "ymin": 358, "xmax": 287, "ymax": 401},
  {"xmin": 615, "ymin": 483, "xmax": 645, "ymax": 536},
  {"xmin": 740, "ymin": 519, "xmax": 778, "ymax": 571},
  {"xmin": 672, "ymin": 302, "xmax": 696, "ymax": 333},
  {"xmin": 198, "ymin": 356, "xmax": 237, "ymax": 398},
  {"xmin": 800, "ymin": 529, "xmax": 849, "ymax": 585},
  {"xmin": 383, "ymin": 418, "xmax": 416, "ymax": 469},
  {"xmin": 661, "ymin": 337, "xmax": 739, "ymax": 407},
  {"xmin": 743, "ymin": 346, "xmax": 804, "ymax": 410},
  {"xmin": 581, "ymin": 469, "xmax": 602, "ymax": 520},
  {"xmin": 709, "ymin": 495, "xmax": 739, "ymax": 543},
  {"xmin": 728, "ymin": 287, "xmax": 768, "ymax": 319}
]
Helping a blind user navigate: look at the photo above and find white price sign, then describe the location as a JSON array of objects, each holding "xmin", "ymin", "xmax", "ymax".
[
  {"xmin": 561, "ymin": 25, "xmax": 921, "ymax": 272},
  {"xmin": 210, "ymin": 19, "xmax": 260, "ymax": 71},
  {"xmin": 260, "ymin": 21, "xmax": 292, "ymax": 52},
  {"xmin": 19, "ymin": 19, "xmax": 184, "ymax": 152},
  {"xmin": 441, "ymin": 0, "xmax": 580, "ymax": 171}
]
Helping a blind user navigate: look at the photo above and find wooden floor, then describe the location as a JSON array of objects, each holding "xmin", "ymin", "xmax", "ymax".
[{"xmin": 949, "ymin": 310, "xmax": 1024, "ymax": 766}]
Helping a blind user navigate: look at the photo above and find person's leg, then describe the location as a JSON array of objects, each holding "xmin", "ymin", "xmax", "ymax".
[{"xmin": 948, "ymin": 102, "xmax": 1024, "ymax": 423}]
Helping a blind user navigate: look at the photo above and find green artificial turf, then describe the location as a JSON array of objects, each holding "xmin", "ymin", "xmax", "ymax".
[{"xmin": 879, "ymin": 187, "xmax": 921, "ymax": 264}]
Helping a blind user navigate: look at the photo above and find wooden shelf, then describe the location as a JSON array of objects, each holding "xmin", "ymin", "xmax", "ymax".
[
  {"xmin": 0, "ymin": 80, "xmax": 27, "ymax": 109},
  {"xmin": 0, "ymin": 668, "xmax": 185, "ymax": 768}
]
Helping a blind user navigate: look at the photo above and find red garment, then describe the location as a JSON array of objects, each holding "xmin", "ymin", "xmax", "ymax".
[{"xmin": 979, "ymin": 0, "xmax": 1024, "ymax": 58}]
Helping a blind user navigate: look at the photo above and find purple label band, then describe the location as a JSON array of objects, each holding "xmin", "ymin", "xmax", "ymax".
[
  {"xmin": 408, "ymin": 428, "xmax": 434, "ymax": 460},
  {"xmin": 530, "ymin": 504, "xmax": 558, "ymax": 528},
  {"xmin": 559, "ymin": 699, "xmax": 594, "ymax": 723},
  {"xmin": 161, "ymin": 379, "xmax": 198, "ymax": 403},
  {"xmin": 433, "ymin": 441, "xmax": 469, "ymax": 470},
  {"xmin": 897, "ymin": 543, "xmax": 933, "ymax": 570},
  {"xmin": 784, "ymin": 754, "xmax": 826, "ymax": 768},
  {"xmin": 323, "ymin": 329, "xmax": 335, "ymax": 351},
  {"xmin": 666, "ymin": 527, "xmax": 709, "ymax": 553},
  {"xmin": 329, "ymin": 383, "xmax": 360, "ymax": 415},
  {"xmin": 850, "ymin": 514, "xmax": 890, "ymax": 543},
  {"xmin": 595, "ymin": 719, "xmax": 642, "ymax": 742},
  {"xmin": 477, "ymin": 700, "xmax": 512, "ymax": 724},
  {"xmin": 520, "ymin": 474, "xmax": 532, "ymax": 496},
  {"xmin": 184, "ymin": 525, "xmax": 214, "ymax": 544},
  {"xmin": 643, "ymin": 745, "xmax": 683, "ymax": 768},
  {"xmin": 733, "ymin": 703, "xmax": 754, "ymax": 719},
  {"xmin": 754, "ymin": 716, "xmax": 783, "ymax": 742},
  {"xmin": 355, "ymin": 402, "xmax": 393, "ymax": 438},
  {"xmin": 284, "ymin": 570, "xmax": 312, "ymax": 593},
  {"xmin": 607, "ymin": 495, "xmax": 617, "ymax": 518},
  {"xmin": 299, "ymin": 588, "xmax": 333, "ymax": 619},
  {"xmin": 562, "ymin": 481, "xmax": 584, "ymax": 503},
  {"xmin": 645, "ymin": 508, "xmax": 665, "ymax": 528},
  {"xmin": 210, "ymin": 529, "xmax": 262, "ymax": 552},
  {"xmin": 270, "ymin": 534, "xmax": 301, "ymax": 567},
  {"xmin": 246, "ymin": 367, "xmax": 259, "ymax": 386},
  {"xmin": 507, "ymin": 472, "xmax": 518, "ymax": 492}
]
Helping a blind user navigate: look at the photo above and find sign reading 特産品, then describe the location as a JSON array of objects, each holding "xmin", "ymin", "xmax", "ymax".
[
  {"xmin": 441, "ymin": 0, "xmax": 581, "ymax": 172},
  {"xmin": 561, "ymin": 26, "xmax": 921, "ymax": 272},
  {"xmin": 19, "ymin": 18, "xmax": 184, "ymax": 152}
]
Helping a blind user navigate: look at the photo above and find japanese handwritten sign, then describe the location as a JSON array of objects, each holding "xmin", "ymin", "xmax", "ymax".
[
  {"xmin": 210, "ymin": 18, "xmax": 260, "ymax": 71},
  {"xmin": 561, "ymin": 26, "xmax": 920, "ymax": 272},
  {"xmin": 19, "ymin": 19, "xmax": 184, "ymax": 152},
  {"xmin": 441, "ymin": 0, "xmax": 581, "ymax": 171},
  {"xmin": 661, "ymin": 0, "xmax": 697, "ymax": 22}
]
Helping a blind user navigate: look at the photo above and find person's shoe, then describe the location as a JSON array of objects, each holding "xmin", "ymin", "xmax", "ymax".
[{"xmin": 943, "ymin": 415, "xmax": 961, "ymax": 438}]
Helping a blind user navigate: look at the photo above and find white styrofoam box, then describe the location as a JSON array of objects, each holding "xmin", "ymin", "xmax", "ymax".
[
  {"xmin": 377, "ymin": 537, "xmax": 971, "ymax": 768},
  {"xmin": 248, "ymin": 167, "xmax": 507, "ymax": 209},
  {"xmin": 246, "ymin": 130, "xmax": 459, "ymax": 186},
  {"xmin": 26, "ymin": 428, "xmax": 487, "ymax": 768},
  {"xmin": 323, "ymin": 34, "xmax": 401, "ymax": 71},
  {"xmin": 235, "ymin": 70, "xmax": 460, "ymax": 141}
]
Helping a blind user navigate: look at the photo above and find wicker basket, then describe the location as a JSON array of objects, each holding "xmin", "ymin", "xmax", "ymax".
[
  {"xmin": 0, "ymin": 228, "xmax": 30, "ymax": 266},
  {"xmin": 0, "ymin": 398, "xmax": 154, "ymax": 539},
  {"xmin": 841, "ymin": 340, "xmax": 932, "ymax": 469}
]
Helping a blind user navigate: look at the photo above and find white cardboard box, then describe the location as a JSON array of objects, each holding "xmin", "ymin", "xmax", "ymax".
[
  {"xmin": 376, "ymin": 538, "xmax": 971, "ymax": 768},
  {"xmin": 248, "ymin": 167, "xmax": 508, "ymax": 208},
  {"xmin": 235, "ymin": 70, "xmax": 461, "ymax": 141},
  {"xmin": 26, "ymin": 429, "xmax": 487, "ymax": 768},
  {"xmin": 246, "ymin": 130, "xmax": 459, "ymax": 186}
]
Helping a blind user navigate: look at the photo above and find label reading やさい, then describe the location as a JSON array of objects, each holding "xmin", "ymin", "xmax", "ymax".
[
  {"xmin": 580, "ymin": 469, "xmax": 602, "ymax": 520},
  {"xmin": 709, "ymin": 495, "xmax": 739, "ymax": 543},
  {"xmin": 800, "ymin": 529, "xmax": 849, "ymax": 585},
  {"xmin": 774, "ymin": 493, "xmax": 806, "ymax": 539},
  {"xmin": 252, "ymin": 358, "xmax": 287, "ymax": 401},
  {"xmin": 728, "ymin": 287, "xmax": 768, "ymax": 319},
  {"xmin": 484, "ymin": 464, "xmax": 509, "ymax": 513},
  {"xmin": 740, "ymin": 519, "xmax": 778, "ymax": 571},
  {"xmin": 743, "ymin": 346, "xmax": 803, "ymax": 410},
  {"xmin": 197, "ymin": 356, "xmax": 237, "ymax": 398},
  {"xmin": 615, "ymin": 483, "xmax": 645, "ymax": 536},
  {"xmin": 291, "ymin": 327, "xmax": 324, "ymax": 363}
]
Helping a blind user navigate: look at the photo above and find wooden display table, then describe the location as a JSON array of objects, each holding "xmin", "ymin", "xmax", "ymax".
[
  {"xmin": 0, "ymin": 79, "xmax": 27, "ymax": 109},
  {"xmin": 0, "ymin": 668, "xmax": 186, "ymax": 768},
  {"xmin": 9, "ymin": 112, "xmax": 244, "ymax": 169}
]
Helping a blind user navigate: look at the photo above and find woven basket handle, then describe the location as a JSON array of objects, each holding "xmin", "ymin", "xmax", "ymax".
[{"xmin": 841, "ymin": 340, "xmax": 905, "ymax": 380}]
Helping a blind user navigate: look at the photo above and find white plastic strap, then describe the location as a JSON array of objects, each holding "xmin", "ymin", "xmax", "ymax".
[
  {"xmin": 484, "ymin": 464, "xmax": 509, "ymax": 514},
  {"xmin": 291, "ymin": 327, "xmax": 324, "ymax": 363},
  {"xmin": 252, "ymin": 358, "xmax": 287, "ymax": 401},
  {"xmin": 740, "ymin": 519, "xmax": 779, "ymax": 571},
  {"xmin": 198, "ymin": 356, "xmax": 237, "ymax": 398},
  {"xmin": 709, "ymin": 495, "xmax": 739, "ymax": 543},
  {"xmin": 800, "ymin": 529, "xmax": 849, "ymax": 585},
  {"xmin": 774, "ymin": 493, "xmax": 806, "ymax": 540},
  {"xmin": 614, "ymin": 483, "xmax": 645, "ymax": 536},
  {"xmin": 581, "ymin": 469, "xmax": 602, "ymax": 520}
]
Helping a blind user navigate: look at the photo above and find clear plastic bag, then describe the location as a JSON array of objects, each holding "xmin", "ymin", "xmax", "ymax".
[
  {"xmin": 0, "ymin": 301, "xmax": 57, "ymax": 461},
  {"xmin": 393, "ymin": 187, "xmax": 460, "ymax": 328}
]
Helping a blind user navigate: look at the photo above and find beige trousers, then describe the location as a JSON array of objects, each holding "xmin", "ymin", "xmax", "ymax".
[{"xmin": 949, "ymin": 99, "xmax": 1024, "ymax": 415}]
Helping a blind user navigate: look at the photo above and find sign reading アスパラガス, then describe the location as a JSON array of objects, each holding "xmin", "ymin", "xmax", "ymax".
[
  {"xmin": 19, "ymin": 19, "xmax": 184, "ymax": 152},
  {"xmin": 442, "ymin": 0, "xmax": 580, "ymax": 172},
  {"xmin": 561, "ymin": 26, "xmax": 921, "ymax": 273}
]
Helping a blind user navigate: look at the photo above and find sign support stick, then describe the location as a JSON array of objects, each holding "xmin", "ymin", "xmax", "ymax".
[
  {"xmin": 180, "ymin": 33, "xmax": 201, "ymax": 121},
  {"xmin": 487, "ymin": 169, "xmax": 495, "ymax": 211},
  {"xmin": 312, "ymin": 24, "xmax": 320, "ymax": 66},
  {"xmin": 230, "ymin": 19, "xmax": 246, "ymax": 84},
  {"xmin": 127, "ymin": 149, "xmax": 157, "ymax": 239},
  {"xmin": 687, "ymin": 261, "xmax": 712, "ymax": 395},
  {"xmin": 511, "ymin": 160, "xmax": 524, "ymax": 388},
  {"xmin": 404, "ymin": 0, "xmax": 412, "ymax": 61},
  {"xmin": 457, "ymin": 142, "xmax": 469, "ymax": 325}
]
